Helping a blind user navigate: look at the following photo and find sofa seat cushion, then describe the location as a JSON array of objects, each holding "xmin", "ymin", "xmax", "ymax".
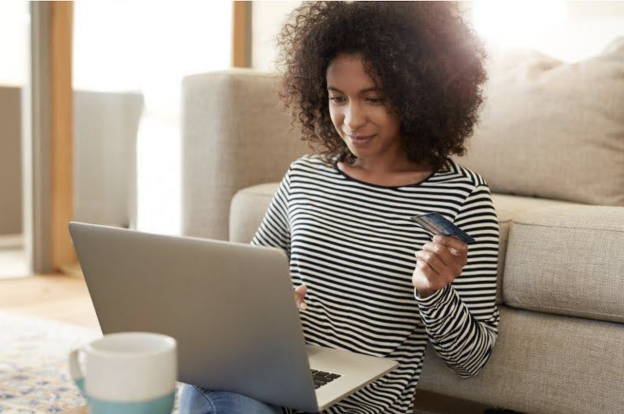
[
  {"xmin": 418, "ymin": 305, "xmax": 624, "ymax": 414},
  {"xmin": 504, "ymin": 205, "xmax": 624, "ymax": 323},
  {"xmin": 230, "ymin": 183, "xmax": 576, "ymax": 306}
]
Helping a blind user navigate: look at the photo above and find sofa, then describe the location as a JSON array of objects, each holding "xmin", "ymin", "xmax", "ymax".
[{"xmin": 180, "ymin": 38, "xmax": 624, "ymax": 414}]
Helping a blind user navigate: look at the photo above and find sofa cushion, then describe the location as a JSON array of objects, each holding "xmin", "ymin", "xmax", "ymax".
[
  {"xmin": 230, "ymin": 184, "xmax": 575, "ymax": 306},
  {"xmin": 491, "ymin": 195, "xmax": 576, "ymax": 306},
  {"xmin": 504, "ymin": 205, "xmax": 624, "ymax": 323},
  {"xmin": 453, "ymin": 37, "xmax": 624, "ymax": 206},
  {"xmin": 230, "ymin": 183, "xmax": 279, "ymax": 244},
  {"xmin": 418, "ymin": 306, "xmax": 624, "ymax": 414}
]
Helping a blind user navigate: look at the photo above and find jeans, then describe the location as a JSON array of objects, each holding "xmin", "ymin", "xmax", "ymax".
[{"xmin": 179, "ymin": 384, "xmax": 284, "ymax": 414}]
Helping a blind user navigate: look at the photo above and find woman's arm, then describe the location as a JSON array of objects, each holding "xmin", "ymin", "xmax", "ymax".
[{"xmin": 413, "ymin": 183, "xmax": 500, "ymax": 378}]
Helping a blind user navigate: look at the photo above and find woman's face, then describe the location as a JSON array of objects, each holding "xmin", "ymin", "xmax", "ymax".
[{"xmin": 326, "ymin": 53, "xmax": 402, "ymax": 163}]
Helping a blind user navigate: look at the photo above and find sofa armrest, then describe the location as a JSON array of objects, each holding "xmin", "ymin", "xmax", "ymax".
[
  {"xmin": 181, "ymin": 69, "xmax": 308, "ymax": 240},
  {"xmin": 229, "ymin": 183, "xmax": 279, "ymax": 244}
]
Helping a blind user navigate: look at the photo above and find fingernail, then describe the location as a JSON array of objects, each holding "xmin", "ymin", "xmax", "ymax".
[
  {"xmin": 300, "ymin": 304, "xmax": 307, "ymax": 310},
  {"xmin": 433, "ymin": 235, "xmax": 442, "ymax": 242}
]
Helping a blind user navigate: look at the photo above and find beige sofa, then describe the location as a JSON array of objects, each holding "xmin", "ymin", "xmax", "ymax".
[{"xmin": 181, "ymin": 39, "xmax": 624, "ymax": 414}]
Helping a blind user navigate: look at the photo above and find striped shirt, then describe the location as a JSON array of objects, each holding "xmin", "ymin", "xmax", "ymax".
[{"xmin": 251, "ymin": 155, "xmax": 500, "ymax": 414}]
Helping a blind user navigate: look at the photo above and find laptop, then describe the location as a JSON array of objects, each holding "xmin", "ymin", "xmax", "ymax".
[{"xmin": 68, "ymin": 222, "xmax": 398, "ymax": 413}]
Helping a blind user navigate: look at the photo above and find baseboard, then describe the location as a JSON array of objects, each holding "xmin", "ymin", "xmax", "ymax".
[
  {"xmin": 413, "ymin": 390, "xmax": 494, "ymax": 414},
  {"xmin": 0, "ymin": 233, "xmax": 23, "ymax": 249},
  {"xmin": 59, "ymin": 262, "xmax": 84, "ymax": 279}
]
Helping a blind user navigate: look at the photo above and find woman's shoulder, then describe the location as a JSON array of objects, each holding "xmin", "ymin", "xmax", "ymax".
[
  {"xmin": 289, "ymin": 153, "xmax": 338, "ymax": 172},
  {"xmin": 443, "ymin": 158, "xmax": 491, "ymax": 191}
]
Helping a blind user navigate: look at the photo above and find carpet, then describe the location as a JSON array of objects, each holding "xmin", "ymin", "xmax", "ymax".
[
  {"xmin": 0, "ymin": 310, "xmax": 526, "ymax": 414},
  {"xmin": 0, "ymin": 310, "xmax": 183, "ymax": 414}
]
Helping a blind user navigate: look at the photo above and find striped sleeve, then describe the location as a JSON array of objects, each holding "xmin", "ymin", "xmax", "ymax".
[
  {"xmin": 250, "ymin": 167, "xmax": 292, "ymax": 259},
  {"xmin": 414, "ymin": 183, "xmax": 500, "ymax": 378}
]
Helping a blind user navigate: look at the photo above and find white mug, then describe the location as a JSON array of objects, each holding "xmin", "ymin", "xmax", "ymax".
[{"xmin": 69, "ymin": 332, "xmax": 177, "ymax": 414}]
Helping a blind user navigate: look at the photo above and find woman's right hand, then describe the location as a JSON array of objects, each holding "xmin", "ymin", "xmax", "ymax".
[{"xmin": 294, "ymin": 285, "xmax": 307, "ymax": 311}]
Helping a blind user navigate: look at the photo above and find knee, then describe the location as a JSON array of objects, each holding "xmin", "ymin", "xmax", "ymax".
[
  {"xmin": 178, "ymin": 385, "xmax": 283, "ymax": 414},
  {"xmin": 178, "ymin": 384, "xmax": 216, "ymax": 414}
]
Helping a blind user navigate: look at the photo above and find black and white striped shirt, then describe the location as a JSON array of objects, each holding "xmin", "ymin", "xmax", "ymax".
[{"xmin": 251, "ymin": 155, "xmax": 500, "ymax": 414}]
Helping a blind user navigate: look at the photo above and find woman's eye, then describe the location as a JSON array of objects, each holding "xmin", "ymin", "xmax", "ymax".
[
  {"xmin": 329, "ymin": 96, "xmax": 384, "ymax": 104},
  {"xmin": 367, "ymin": 98, "xmax": 384, "ymax": 104}
]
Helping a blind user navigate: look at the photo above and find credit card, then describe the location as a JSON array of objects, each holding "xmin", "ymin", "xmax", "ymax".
[{"xmin": 409, "ymin": 212, "xmax": 476, "ymax": 245}]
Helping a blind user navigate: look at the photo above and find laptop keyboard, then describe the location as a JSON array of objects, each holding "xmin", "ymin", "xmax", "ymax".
[{"xmin": 311, "ymin": 369, "xmax": 342, "ymax": 389}]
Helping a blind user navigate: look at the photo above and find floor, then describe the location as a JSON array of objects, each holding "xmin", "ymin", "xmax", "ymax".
[
  {"xmin": 0, "ymin": 273, "xmax": 500, "ymax": 414},
  {"xmin": 0, "ymin": 273, "xmax": 100, "ymax": 330}
]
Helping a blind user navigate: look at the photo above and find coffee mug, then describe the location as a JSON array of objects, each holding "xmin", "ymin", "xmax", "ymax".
[{"xmin": 69, "ymin": 332, "xmax": 177, "ymax": 414}]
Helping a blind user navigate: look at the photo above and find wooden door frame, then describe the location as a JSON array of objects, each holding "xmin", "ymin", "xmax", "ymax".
[
  {"xmin": 24, "ymin": 2, "xmax": 75, "ymax": 275},
  {"xmin": 50, "ymin": 2, "xmax": 75, "ymax": 271},
  {"xmin": 232, "ymin": 1, "xmax": 252, "ymax": 68}
]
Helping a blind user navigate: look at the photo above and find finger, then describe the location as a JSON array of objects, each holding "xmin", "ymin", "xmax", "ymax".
[
  {"xmin": 422, "ymin": 242, "xmax": 464, "ymax": 270},
  {"xmin": 432, "ymin": 235, "xmax": 468, "ymax": 256},
  {"xmin": 295, "ymin": 284, "xmax": 307, "ymax": 297},
  {"xmin": 415, "ymin": 256, "xmax": 445, "ymax": 290},
  {"xmin": 293, "ymin": 293, "xmax": 307, "ymax": 310},
  {"xmin": 419, "ymin": 246, "xmax": 465, "ymax": 279},
  {"xmin": 415, "ymin": 257, "xmax": 454, "ymax": 292},
  {"xmin": 419, "ymin": 250, "xmax": 460, "ymax": 284},
  {"xmin": 294, "ymin": 285, "xmax": 307, "ymax": 310},
  {"xmin": 416, "ymin": 250, "xmax": 444, "ymax": 275},
  {"xmin": 413, "ymin": 261, "xmax": 439, "ymax": 291},
  {"xmin": 441, "ymin": 238, "xmax": 468, "ymax": 268}
]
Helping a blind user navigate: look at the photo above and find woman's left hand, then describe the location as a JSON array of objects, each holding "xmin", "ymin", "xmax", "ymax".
[{"xmin": 412, "ymin": 235, "xmax": 468, "ymax": 298}]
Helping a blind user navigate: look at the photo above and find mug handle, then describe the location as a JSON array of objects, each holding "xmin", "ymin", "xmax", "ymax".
[{"xmin": 69, "ymin": 348, "xmax": 86, "ymax": 395}]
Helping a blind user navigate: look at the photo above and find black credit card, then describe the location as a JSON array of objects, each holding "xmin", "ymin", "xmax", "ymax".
[{"xmin": 409, "ymin": 212, "xmax": 476, "ymax": 245}]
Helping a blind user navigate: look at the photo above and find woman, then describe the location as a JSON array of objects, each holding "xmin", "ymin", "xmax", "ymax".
[{"xmin": 180, "ymin": 2, "xmax": 500, "ymax": 413}]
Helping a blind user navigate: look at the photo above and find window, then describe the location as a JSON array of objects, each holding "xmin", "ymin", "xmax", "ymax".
[{"xmin": 74, "ymin": 1, "xmax": 232, "ymax": 235}]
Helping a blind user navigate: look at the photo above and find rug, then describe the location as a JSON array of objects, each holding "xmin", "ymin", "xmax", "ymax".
[
  {"xmin": 0, "ymin": 310, "xmax": 527, "ymax": 414},
  {"xmin": 0, "ymin": 310, "xmax": 183, "ymax": 414}
]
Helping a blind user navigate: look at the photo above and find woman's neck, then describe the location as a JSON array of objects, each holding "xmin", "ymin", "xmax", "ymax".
[
  {"xmin": 338, "ymin": 153, "xmax": 435, "ymax": 187},
  {"xmin": 350, "ymin": 154, "xmax": 431, "ymax": 175}
]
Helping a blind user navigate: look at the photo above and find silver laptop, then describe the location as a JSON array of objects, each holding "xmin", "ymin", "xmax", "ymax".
[{"xmin": 69, "ymin": 222, "xmax": 398, "ymax": 413}]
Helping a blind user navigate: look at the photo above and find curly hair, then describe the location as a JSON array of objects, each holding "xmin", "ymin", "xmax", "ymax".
[{"xmin": 276, "ymin": 1, "xmax": 488, "ymax": 172}]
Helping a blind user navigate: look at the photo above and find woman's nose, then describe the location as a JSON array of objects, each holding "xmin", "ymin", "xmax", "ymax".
[{"xmin": 344, "ymin": 102, "xmax": 366, "ymax": 130}]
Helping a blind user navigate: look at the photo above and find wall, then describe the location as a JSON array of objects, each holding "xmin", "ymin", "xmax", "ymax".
[
  {"xmin": 545, "ymin": 1, "xmax": 624, "ymax": 62},
  {"xmin": 0, "ymin": 87, "xmax": 23, "ymax": 235},
  {"xmin": 252, "ymin": 1, "xmax": 624, "ymax": 70},
  {"xmin": 252, "ymin": 1, "xmax": 302, "ymax": 71}
]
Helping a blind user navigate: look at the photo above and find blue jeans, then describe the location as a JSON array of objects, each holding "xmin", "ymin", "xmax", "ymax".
[{"xmin": 179, "ymin": 384, "xmax": 284, "ymax": 414}]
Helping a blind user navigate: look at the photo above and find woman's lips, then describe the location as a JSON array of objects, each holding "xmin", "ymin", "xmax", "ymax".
[{"xmin": 348, "ymin": 134, "xmax": 376, "ymax": 147}]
